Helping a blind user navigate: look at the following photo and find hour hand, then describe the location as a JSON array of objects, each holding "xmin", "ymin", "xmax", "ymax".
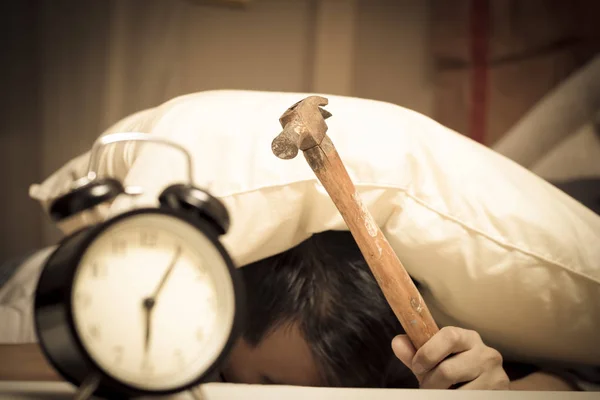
[{"xmin": 142, "ymin": 297, "xmax": 155, "ymax": 352}]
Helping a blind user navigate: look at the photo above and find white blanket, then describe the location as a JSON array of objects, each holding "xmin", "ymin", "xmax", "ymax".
[{"xmin": 0, "ymin": 247, "xmax": 56, "ymax": 343}]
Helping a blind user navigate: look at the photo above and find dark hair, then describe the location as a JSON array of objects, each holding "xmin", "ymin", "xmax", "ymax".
[{"xmin": 240, "ymin": 230, "xmax": 418, "ymax": 388}]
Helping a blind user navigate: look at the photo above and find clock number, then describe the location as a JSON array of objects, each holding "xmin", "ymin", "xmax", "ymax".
[
  {"xmin": 207, "ymin": 296, "xmax": 216, "ymax": 311},
  {"xmin": 112, "ymin": 239, "xmax": 127, "ymax": 256},
  {"xmin": 74, "ymin": 292, "xmax": 92, "ymax": 309},
  {"xmin": 141, "ymin": 358, "xmax": 154, "ymax": 375},
  {"xmin": 140, "ymin": 231, "xmax": 158, "ymax": 248},
  {"xmin": 195, "ymin": 271, "xmax": 208, "ymax": 282},
  {"xmin": 174, "ymin": 349, "xmax": 185, "ymax": 368},
  {"xmin": 194, "ymin": 260, "xmax": 205, "ymax": 274},
  {"xmin": 113, "ymin": 346, "xmax": 124, "ymax": 364},
  {"xmin": 88, "ymin": 324, "xmax": 101, "ymax": 341},
  {"xmin": 90, "ymin": 262, "xmax": 107, "ymax": 279},
  {"xmin": 196, "ymin": 327, "xmax": 204, "ymax": 342}
]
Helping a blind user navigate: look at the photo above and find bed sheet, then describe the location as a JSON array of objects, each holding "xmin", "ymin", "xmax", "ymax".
[{"xmin": 0, "ymin": 381, "xmax": 597, "ymax": 400}]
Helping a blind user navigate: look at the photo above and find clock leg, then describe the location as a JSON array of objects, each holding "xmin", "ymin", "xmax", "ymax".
[
  {"xmin": 189, "ymin": 386, "xmax": 207, "ymax": 400},
  {"xmin": 73, "ymin": 373, "xmax": 101, "ymax": 400}
]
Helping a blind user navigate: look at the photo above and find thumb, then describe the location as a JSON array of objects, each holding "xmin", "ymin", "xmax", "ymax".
[{"xmin": 391, "ymin": 334, "xmax": 416, "ymax": 369}]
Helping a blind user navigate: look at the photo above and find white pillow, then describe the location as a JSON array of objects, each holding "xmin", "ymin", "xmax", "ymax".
[
  {"xmin": 30, "ymin": 90, "xmax": 600, "ymax": 367},
  {"xmin": 29, "ymin": 108, "xmax": 157, "ymax": 233}
]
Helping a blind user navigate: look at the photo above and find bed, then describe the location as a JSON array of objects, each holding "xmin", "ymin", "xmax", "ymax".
[
  {"xmin": 2, "ymin": 60, "xmax": 600, "ymax": 397},
  {"xmin": 1, "ymin": 381, "xmax": 600, "ymax": 400}
]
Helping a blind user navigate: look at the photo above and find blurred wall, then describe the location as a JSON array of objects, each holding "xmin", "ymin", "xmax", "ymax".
[
  {"xmin": 431, "ymin": 0, "xmax": 600, "ymax": 144},
  {"xmin": 0, "ymin": 0, "xmax": 434, "ymax": 258},
  {"xmin": 0, "ymin": 0, "xmax": 43, "ymax": 260},
  {"xmin": 1, "ymin": 0, "xmax": 598, "ymax": 259}
]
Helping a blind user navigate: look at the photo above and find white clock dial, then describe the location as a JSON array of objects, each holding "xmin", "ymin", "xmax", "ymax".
[{"xmin": 71, "ymin": 212, "xmax": 236, "ymax": 391}]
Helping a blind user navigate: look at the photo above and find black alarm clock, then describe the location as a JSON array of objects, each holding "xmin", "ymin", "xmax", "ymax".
[{"xmin": 34, "ymin": 133, "xmax": 244, "ymax": 400}]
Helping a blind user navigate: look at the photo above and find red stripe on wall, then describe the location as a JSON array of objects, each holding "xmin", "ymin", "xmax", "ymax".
[{"xmin": 469, "ymin": 0, "xmax": 490, "ymax": 144}]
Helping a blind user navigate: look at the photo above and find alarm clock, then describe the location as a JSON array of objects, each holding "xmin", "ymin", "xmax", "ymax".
[{"xmin": 34, "ymin": 133, "xmax": 244, "ymax": 399}]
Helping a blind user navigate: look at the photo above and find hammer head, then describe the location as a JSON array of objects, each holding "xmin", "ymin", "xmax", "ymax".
[{"xmin": 272, "ymin": 96, "xmax": 332, "ymax": 159}]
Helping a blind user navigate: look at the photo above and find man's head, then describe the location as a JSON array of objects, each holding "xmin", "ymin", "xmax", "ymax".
[{"xmin": 221, "ymin": 230, "xmax": 418, "ymax": 388}]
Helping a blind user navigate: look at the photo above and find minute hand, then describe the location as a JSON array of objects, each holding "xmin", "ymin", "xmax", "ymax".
[
  {"xmin": 142, "ymin": 246, "xmax": 182, "ymax": 352},
  {"xmin": 152, "ymin": 246, "xmax": 182, "ymax": 300}
]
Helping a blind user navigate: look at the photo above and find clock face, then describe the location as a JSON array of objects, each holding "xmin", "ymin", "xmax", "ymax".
[{"xmin": 70, "ymin": 212, "xmax": 236, "ymax": 392}]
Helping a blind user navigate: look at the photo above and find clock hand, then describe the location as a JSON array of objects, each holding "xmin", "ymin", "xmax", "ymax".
[
  {"xmin": 142, "ymin": 298, "xmax": 154, "ymax": 352},
  {"xmin": 142, "ymin": 246, "xmax": 181, "ymax": 353},
  {"xmin": 151, "ymin": 245, "xmax": 182, "ymax": 300}
]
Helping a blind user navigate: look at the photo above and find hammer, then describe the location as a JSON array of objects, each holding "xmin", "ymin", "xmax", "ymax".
[{"xmin": 272, "ymin": 96, "xmax": 439, "ymax": 349}]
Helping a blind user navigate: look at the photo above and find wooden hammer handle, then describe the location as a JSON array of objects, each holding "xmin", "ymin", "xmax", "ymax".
[{"xmin": 304, "ymin": 136, "xmax": 439, "ymax": 349}]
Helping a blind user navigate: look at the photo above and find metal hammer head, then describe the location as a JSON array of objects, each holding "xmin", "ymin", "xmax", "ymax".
[{"xmin": 271, "ymin": 96, "xmax": 332, "ymax": 159}]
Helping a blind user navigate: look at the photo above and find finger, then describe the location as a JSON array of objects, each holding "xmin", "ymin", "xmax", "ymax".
[
  {"xmin": 419, "ymin": 348, "xmax": 483, "ymax": 389},
  {"xmin": 391, "ymin": 335, "xmax": 416, "ymax": 369},
  {"xmin": 457, "ymin": 369, "xmax": 510, "ymax": 390},
  {"xmin": 412, "ymin": 327, "xmax": 480, "ymax": 377}
]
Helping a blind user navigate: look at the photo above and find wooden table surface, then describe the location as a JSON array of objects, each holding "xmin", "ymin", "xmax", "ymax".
[
  {"xmin": 0, "ymin": 344, "xmax": 62, "ymax": 382},
  {"xmin": 2, "ymin": 345, "xmax": 598, "ymax": 399}
]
